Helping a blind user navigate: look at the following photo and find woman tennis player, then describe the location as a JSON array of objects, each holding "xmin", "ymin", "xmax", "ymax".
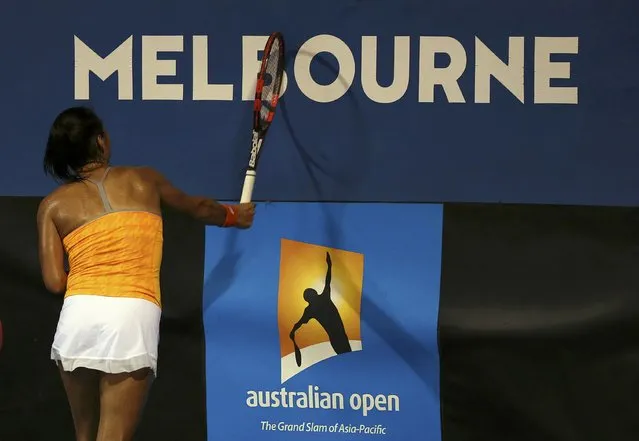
[{"xmin": 37, "ymin": 106, "xmax": 255, "ymax": 441}]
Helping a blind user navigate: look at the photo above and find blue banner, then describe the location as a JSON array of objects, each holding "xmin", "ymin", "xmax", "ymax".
[
  {"xmin": 1, "ymin": 0, "xmax": 638, "ymax": 205},
  {"xmin": 202, "ymin": 203, "xmax": 443, "ymax": 439}
]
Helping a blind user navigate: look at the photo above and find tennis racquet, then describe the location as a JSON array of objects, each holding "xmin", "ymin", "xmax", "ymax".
[{"xmin": 240, "ymin": 32, "xmax": 285, "ymax": 203}]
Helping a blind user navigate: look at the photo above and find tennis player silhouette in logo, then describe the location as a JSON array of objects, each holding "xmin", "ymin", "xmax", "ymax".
[{"xmin": 289, "ymin": 251, "xmax": 352, "ymax": 367}]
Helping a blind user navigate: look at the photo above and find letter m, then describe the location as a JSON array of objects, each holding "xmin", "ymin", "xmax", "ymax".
[{"xmin": 74, "ymin": 36, "xmax": 133, "ymax": 100}]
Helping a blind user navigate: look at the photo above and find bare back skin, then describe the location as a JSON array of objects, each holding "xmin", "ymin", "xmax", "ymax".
[{"xmin": 46, "ymin": 166, "xmax": 161, "ymax": 239}]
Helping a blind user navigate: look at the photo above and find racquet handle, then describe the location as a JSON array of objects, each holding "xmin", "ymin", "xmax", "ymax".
[{"xmin": 240, "ymin": 171, "xmax": 256, "ymax": 203}]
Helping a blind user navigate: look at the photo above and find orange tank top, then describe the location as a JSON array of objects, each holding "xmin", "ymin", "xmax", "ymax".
[{"xmin": 62, "ymin": 168, "xmax": 163, "ymax": 307}]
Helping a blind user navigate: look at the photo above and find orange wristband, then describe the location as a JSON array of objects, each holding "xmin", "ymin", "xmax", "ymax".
[{"xmin": 222, "ymin": 204, "xmax": 238, "ymax": 227}]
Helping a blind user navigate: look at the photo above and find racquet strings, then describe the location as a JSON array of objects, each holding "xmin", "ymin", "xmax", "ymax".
[{"xmin": 259, "ymin": 39, "xmax": 283, "ymax": 125}]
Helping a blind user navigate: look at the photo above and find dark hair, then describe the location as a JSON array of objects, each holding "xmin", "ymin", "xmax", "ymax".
[{"xmin": 43, "ymin": 106, "xmax": 106, "ymax": 182}]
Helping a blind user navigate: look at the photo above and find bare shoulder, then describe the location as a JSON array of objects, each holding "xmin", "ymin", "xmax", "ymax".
[
  {"xmin": 37, "ymin": 187, "xmax": 68, "ymax": 222},
  {"xmin": 118, "ymin": 165, "xmax": 163, "ymax": 184},
  {"xmin": 105, "ymin": 166, "xmax": 158, "ymax": 188}
]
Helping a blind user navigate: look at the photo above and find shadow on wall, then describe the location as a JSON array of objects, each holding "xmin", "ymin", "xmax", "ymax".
[
  {"xmin": 284, "ymin": 53, "xmax": 440, "ymax": 389},
  {"xmin": 202, "ymin": 51, "xmax": 441, "ymax": 392}
]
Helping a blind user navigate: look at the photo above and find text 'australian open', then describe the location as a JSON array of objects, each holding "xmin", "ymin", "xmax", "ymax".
[
  {"xmin": 246, "ymin": 385, "xmax": 400, "ymax": 417},
  {"xmin": 74, "ymin": 34, "xmax": 579, "ymax": 104}
]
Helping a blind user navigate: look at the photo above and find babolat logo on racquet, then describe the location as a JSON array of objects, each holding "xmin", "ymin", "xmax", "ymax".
[{"xmin": 249, "ymin": 130, "xmax": 263, "ymax": 169}]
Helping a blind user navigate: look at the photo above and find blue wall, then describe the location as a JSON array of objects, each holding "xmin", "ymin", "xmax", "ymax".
[{"xmin": 1, "ymin": 0, "xmax": 638, "ymax": 205}]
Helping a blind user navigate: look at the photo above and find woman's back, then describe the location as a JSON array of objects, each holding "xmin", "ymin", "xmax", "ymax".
[
  {"xmin": 47, "ymin": 166, "xmax": 164, "ymax": 306},
  {"xmin": 49, "ymin": 166, "xmax": 161, "ymax": 238}
]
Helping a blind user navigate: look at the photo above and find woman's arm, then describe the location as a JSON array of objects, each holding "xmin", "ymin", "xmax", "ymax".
[
  {"xmin": 36, "ymin": 198, "xmax": 67, "ymax": 294},
  {"xmin": 141, "ymin": 167, "xmax": 255, "ymax": 228}
]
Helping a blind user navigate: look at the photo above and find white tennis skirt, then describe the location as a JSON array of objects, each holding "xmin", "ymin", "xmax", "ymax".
[{"xmin": 51, "ymin": 294, "xmax": 161, "ymax": 377}]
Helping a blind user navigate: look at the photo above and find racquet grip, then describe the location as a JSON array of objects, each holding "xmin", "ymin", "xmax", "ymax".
[{"xmin": 240, "ymin": 171, "xmax": 256, "ymax": 203}]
